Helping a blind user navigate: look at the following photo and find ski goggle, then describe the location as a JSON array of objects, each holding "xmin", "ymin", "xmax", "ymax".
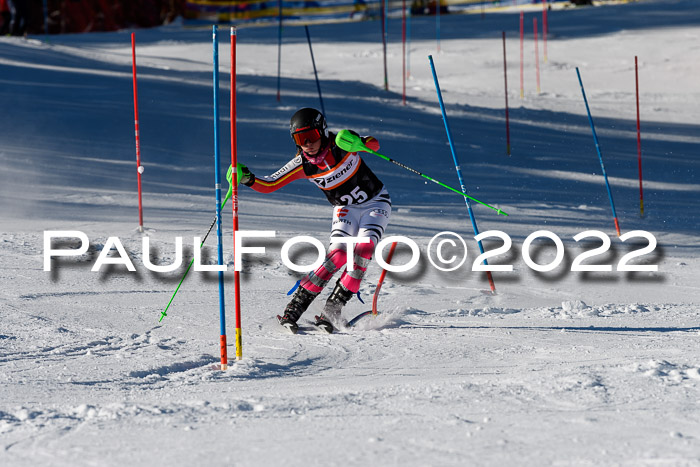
[{"xmin": 292, "ymin": 128, "xmax": 322, "ymax": 146}]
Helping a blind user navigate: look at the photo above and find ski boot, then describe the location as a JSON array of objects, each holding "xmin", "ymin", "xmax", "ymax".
[
  {"xmin": 277, "ymin": 287, "xmax": 318, "ymax": 334},
  {"xmin": 314, "ymin": 282, "xmax": 353, "ymax": 334}
]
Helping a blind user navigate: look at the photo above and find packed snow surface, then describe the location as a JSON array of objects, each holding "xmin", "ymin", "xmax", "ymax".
[{"xmin": 1, "ymin": 0, "xmax": 699, "ymax": 465}]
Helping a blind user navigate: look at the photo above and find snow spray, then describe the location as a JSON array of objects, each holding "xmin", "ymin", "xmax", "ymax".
[{"xmin": 428, "ymin": 55, "xmax": 497, "ymax": 294}]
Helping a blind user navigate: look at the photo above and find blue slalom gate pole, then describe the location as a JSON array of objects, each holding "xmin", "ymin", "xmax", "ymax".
[
  {"xmin": 304, "ymin": 25, "xmax": 326, "ymax": 117},
  {"xmin": 429, "ymin": 55, "xmax": 496, "ymax": 293},
  {"xmin": 576, "ymin": 67, "xmax": 622, "ymax": 237},
  {"xmin": 212, "ymin": 26, "xmax": 228, "ymax": 370}
]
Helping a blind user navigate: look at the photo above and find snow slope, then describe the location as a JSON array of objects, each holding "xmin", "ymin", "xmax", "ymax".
[{"xmin": 1, "ymin": 0, "xmax": 699, "ymax": 465}]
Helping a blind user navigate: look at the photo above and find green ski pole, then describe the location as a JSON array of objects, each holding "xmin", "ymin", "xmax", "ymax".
[
  {"xmin": 159, "ymin": 164, "xmax": 236, "ymax": 322},
  {"xmin": 335, "ymin": 130, "xmax": 507, "ymax": 216}
]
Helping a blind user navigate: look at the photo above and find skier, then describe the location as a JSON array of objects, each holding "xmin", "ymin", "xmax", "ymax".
[{"xmin": 238, "ymin": 108, "xmax": 391, "ymax": 333}]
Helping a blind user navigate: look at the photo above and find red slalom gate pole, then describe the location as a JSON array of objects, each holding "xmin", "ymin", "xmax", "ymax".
[
  {"xmin": 348, "ymin": 242, "xmax": 397, "ymax": 326},
  {"xmin": 542, "ymin": 0, "xmax": 548, "ymax": 63},
  {"xmin": 502, "ymin": 32, "xmax": 511, "ymax": 156},
  {"xmin": 635, "ymin": 55, "xmax": 644, "ymax": 217},
  {"xmin": 347, "ymin": 241, "xmax": 398, "ymax": 326},
  {"xmin": 372, "ymin": 242, "xmax": 398, "ymax": 315},
  {"xmin": 519, "ymin": 11, "xmax": 524, "ymax": 99},
  {"xmin": 131, "ymin": 33, "xmax": 144, "ymax": 233},
  {"xmin": 533, "ymin": 17, "xmax": 541, "ymax": 94},
  {"xmin": 402, "ymin": 0, "xmax": 406, "ymax": 105},
  {"xmin": 231, "ymin": 27, "xmax": 242, "ymax": 362}
]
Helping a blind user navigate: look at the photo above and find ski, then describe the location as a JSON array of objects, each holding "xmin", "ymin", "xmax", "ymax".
[
  {"xmin": 313, "ymin": 315, "xmax": 335, "ymax": 334},
  {"xmin": 347, "ymin": 310, "xmax": 373, "ymax": 327},
  {"xmin": 276, "ymin": 314, "xmax": 299, "ymax": 334},
  {"xmin": 277, "ymin": 242, "xmax": 398, "ymax": 334}
]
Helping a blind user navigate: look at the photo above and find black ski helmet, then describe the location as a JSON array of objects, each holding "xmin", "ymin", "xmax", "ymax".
[{"xmin": 290, "ymin": 108, "xmax": 328, "ymax": 146}]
